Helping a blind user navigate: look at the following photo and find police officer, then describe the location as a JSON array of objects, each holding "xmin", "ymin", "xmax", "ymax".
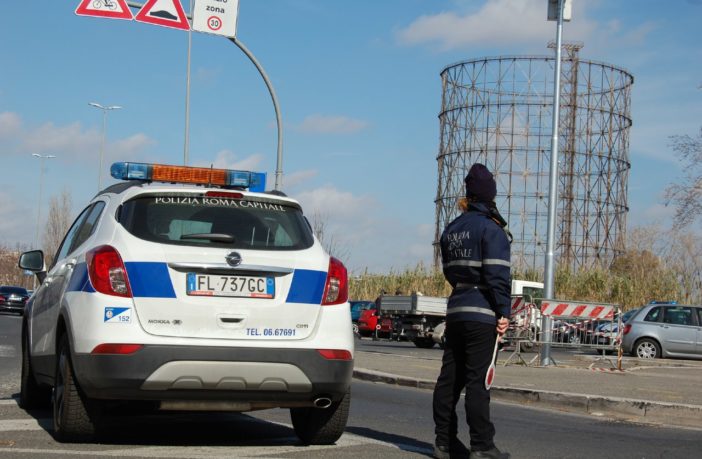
[{"xmin": 432, "ymin": 163, "xmax": 511, "ymax": 459}]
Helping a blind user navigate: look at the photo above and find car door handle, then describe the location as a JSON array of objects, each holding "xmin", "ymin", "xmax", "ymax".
[{"xmin": 62, "ymin": 258, "xmax": 77, "ymax": 270}]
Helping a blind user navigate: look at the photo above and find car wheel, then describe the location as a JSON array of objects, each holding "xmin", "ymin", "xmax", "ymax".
[
  {"xmin": 413, "ymin": 338, "xmax": 435, "ymax": 349},
  {"xmin": 634, "ymin": 338, "xmax": 660, "ymax": 359},
  {"xmin": 290, "ymin": 387, "xmax": 350, "ymax": 445},
  {"xmin": 351, "ymin": 323, "xmax": 359, "ymax": 335},
  {"xmin": 53, "ymin": 334, "xmax": 101, "ymax": 442},
  {"xmin": 19, "ymin": 330, "xmax": 51, "ymax": 409},
  {"xmin": 568, "ymin": 334, "xmax": 581, "ymax": 345}
]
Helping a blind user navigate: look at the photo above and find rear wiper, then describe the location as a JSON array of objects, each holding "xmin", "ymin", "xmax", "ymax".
[{"xmin": 180, "ymin": 233, "xmax": 236, "ymax": 243}]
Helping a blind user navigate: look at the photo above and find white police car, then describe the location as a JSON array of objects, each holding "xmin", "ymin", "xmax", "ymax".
[{"xmin": 18, "ymin": 162, "xmax": 353, "ymax": 444}]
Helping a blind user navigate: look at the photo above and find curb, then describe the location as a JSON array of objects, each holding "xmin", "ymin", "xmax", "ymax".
[{"xmin": 353, "ymin": 368, "xmax": 702, "ymax": 430}]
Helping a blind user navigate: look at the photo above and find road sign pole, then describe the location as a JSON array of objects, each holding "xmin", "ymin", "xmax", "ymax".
[
  {"xmin": 124, "ymin": 1, "xmax": 284, "ymax": 190},
  {"xmin": 183, "ymin": 0, "xmax": 193, "ymax": 165}
]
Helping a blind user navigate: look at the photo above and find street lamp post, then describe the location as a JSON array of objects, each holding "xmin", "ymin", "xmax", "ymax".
[
  {"xmin": 89, "ymin": 102, "xmax": 123, "ymax": 191},
  {"xmin": 32, "ymin": 153, "xmax": 56, "ymax": 250},
  {"xmin": 541, "ymin": 0, "xmax": 571, "ymax": 366}
]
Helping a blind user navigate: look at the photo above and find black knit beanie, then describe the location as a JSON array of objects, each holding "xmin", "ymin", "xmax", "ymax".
[{"xmin": 465, "ymin": 163, "xmax": 497, "ymax": 202}]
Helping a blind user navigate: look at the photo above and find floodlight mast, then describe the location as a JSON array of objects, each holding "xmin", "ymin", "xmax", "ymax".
[{"xmin": 126, "ymin": 1, "xmax": 284, "ymax": 191}]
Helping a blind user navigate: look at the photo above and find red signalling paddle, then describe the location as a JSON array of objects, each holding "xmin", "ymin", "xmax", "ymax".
[{"xmin": 484, "ymin": 336, "xmax": 501, "ymax": 390}]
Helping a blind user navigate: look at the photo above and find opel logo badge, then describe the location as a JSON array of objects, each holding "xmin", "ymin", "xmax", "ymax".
[{"xmin": 226, "ymin": 252, "xmax": 242, "ymax": 267}]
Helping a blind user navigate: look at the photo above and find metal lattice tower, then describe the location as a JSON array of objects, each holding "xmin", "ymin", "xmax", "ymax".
[{"xmin": 434, "ymin": 49, "xmax": 633, "ymax": 271}]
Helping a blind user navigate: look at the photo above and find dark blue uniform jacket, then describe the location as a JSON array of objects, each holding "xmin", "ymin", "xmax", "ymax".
[{"xmin": 440, "ymin": 202, "xmax": 511, "ymax": 325}]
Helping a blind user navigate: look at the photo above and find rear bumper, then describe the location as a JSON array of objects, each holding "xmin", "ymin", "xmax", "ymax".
[
  {"xmin": 0, "ymin": 302, "xmax": 24, "ymax": 313},
  {"xmin": 72, "ymin": 345, "xmax": 353, "ymax": 405}
]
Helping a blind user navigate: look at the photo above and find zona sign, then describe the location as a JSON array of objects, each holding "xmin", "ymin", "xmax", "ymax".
[{"xmin": 193, "ymin": 0, "xmax": 240, "ymax": 38}]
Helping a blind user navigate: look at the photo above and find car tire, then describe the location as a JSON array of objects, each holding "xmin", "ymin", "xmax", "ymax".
[
  {"xmin": 290, "ymin": 387, "xmax": 350, "ymax": 445},
  {"xmin": 413, "ymin": 338, "xmax": 435, "ymax": 349},
  {"xmin": 352, "ymin": 323, "xmax": 359, "ymax": 335},
  {"xmin": 19, "ymin": 330, "xmax": 51, "ymax": 410},
  {"xmin": 53, "ymin": 334, "xmax": 101, "ymax": 442},
  {"xmin": 634, "ymin": 338, "xmax": 661, "ymax": 359}
]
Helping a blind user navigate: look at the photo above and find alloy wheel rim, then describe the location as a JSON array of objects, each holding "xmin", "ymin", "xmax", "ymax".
[{"xmin": 638, "ymin": 343, "xmax": 655, "ymax": 358}]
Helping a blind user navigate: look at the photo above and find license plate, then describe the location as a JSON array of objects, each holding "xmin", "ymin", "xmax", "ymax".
[{"xmin": 186, "ymin": 273, "xmax": 275, "ymax": 298}]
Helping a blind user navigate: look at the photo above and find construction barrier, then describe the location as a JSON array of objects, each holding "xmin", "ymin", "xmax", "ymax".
[
  {"xmin": 539, "ymin": 300, "xmax": 620, "ymax": 351},
  {"xmin": 503, "ymin": 297, "xmax": 623, "ymax": 367}
]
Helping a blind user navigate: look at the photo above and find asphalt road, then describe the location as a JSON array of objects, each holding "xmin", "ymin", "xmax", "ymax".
[{"xmin": 2, "ymin": 312, "xmax": 701, "ymax": 458}]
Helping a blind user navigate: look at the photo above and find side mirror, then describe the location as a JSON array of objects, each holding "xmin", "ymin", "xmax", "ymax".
[{"xmin": 19, "ymin": 250, "xmax": 47, "ymax": 284}]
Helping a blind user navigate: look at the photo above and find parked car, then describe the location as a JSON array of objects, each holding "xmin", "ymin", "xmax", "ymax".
[
  {"xmin": 349, "ymin": 300, "xmax": 375, "ymax": 334},
  {"xmin": 622, "ymin": 302, "xmax": 702, "ymax": 360},
  {"xmin": 0, "ymin": 285, "xmax": 30, "ymax": 315},
  {"xmin": 358, "ymin": 308, "xmax": 398, "ymax": 338},
  {"xmin": 357, "ymin": 308, "xmax": 379, "ymax": 337},
  {"xmin": 18, "ymin": 161, "xmax": 353, "ymax": 444},
  {"xmin": 593, "ymin": 321, "xmax": 619, "ymax": 346}
]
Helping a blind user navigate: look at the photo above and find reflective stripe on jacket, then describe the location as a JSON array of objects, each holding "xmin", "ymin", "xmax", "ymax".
[{"xmin": 440, "ymin": 202, "xmax": 511, "ymax": 325}]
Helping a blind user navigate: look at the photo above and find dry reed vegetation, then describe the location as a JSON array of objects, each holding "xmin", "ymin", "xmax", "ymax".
[{"xmin": 349, "ymin": 225, "xmax": 701, "ymax": 311}]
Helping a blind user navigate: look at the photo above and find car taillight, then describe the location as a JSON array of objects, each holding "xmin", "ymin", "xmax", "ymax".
[
  {"xmin": 317, "ymin": 349, "xmax": 352, "ymax": 360},
  {"xmin": 91, "ymin": 343, "xmax": 143, "ymax": 355},
  {"xmin": 321, "ymin": 257, "xmax": 348, "ymax": 305},
  {"xmin": 623, "ymin": 324, "xmax": 632, "ymax": 335},
  {"xmin": 86, "ymin": 245, "xmax": 132, "ymax": 298}
]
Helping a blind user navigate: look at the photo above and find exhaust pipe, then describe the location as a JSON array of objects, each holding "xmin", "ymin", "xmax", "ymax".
[{"xmin": 313, "ymin": 397, "xmax": 332, "ymax": 409}]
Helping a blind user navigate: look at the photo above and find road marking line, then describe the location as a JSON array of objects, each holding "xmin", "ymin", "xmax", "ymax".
[
  {"xmin": 0, "ymin": 418, "xmax": 432, "ymax": 457},
  {"xmin": 0, "ymin": 398, "xmax": 18, "ymax": 406},
  {"xmin": 0, "ymin": 418, "xmax": 47, "ymax": 432},
  {"xmin": 0, "ymin": 344, "xmax": 17, "ymax": 358}
]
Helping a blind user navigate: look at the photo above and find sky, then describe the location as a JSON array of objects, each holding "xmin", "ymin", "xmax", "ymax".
[{"xmin": 1, "ymin": 0, "xmax": 701, "ymax": 274}]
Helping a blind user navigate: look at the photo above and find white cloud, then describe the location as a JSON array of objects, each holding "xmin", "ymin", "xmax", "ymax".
[
  {"xmin": 296, "ymin": 114, "xmax": 369, "ymax": 134},
  {"xmin": 0, "ymin": 112, "xmax": 153, "ymax": 162},
  {"xmin": 0, "ymin": 191, "xmax": 23, "ymax": 244},
  {"xmin": 0, "ymin": 112, "xmax": 22, "ymax": 139},
  {"xmin": 395, "ymin": 0, "xmax": 599, "ymax": 51},
  {"xmin": 283, "ymin": 169, "xmax": 318, "ymax": 189},
  {"xmin": 296, "ymin": 185, "xmax": 377, "ymax": 224},
  {"xmin": 292, "ymin": 186, "xmax": 436, "ymax": 272},
  {"xmin": 22, "ymin": 122, "xmax": 99, "ymax": 156},
  {"xmin": 109, "ymin": 134, "xmax": 156, "ymax": 161},
  {"xmin": 196, "ymin": 150, "xmax": 266, "ymax": 171}
]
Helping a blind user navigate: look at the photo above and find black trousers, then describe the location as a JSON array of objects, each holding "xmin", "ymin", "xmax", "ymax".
[{"xmin": 433, "ymin": 321, "xmax": 497, "ymax": 451}]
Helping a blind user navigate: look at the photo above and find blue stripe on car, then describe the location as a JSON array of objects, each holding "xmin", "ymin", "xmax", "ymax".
[
  {"xmin": 286, "ymin": 269, "xmax": 327, "ymax": 304},
  {"xmin": 125, "ymin": 262, "xmax": 177, "ymax": 298},
  {"xmin": 66, "ymin": 262, "xmax": 95, "ymax": 293}
]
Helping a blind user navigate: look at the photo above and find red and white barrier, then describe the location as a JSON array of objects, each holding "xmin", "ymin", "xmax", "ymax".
[
  {"xmin": 511, "ymin": 296, "xmax": 529, "ymax": 316},
  {"xmin": 540, "ymin": 301, "xmax": 615, "ymax": 320}
]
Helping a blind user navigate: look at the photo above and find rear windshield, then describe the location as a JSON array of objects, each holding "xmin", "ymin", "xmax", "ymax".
[
  {"xmin": 119, "ymin": 195, "xmax": 314, "ymax": 251},
  {"xmin": 0, "ymin": 287, "xmax": 28, "ymax": 295}
]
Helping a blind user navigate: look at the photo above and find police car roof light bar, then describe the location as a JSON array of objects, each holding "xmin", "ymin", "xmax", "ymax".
[{"xmin": 110, "ymin": 162, "xmax": 266, "ymax": 192}]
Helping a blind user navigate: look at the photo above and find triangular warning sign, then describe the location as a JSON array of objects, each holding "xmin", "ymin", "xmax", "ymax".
[
  {"xmin": 75, "ymin": 0, "xmax": 133, "ymax": 20},
  {"xmin": 135, "ymin": 0, "xmax": 190, "ymax": 31}
]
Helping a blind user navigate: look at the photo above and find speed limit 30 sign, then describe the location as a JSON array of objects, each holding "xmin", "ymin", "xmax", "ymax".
[{"xmin": 193, "ymin": 0, "xmax": 240, "ymax": 38}]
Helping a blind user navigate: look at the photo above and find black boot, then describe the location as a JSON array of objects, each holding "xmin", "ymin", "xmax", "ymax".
[
  {"xmin": 434, "ymin": 438, "xmax": 470, "ymax": 459},
  {"xmin": 469, "ymin": 446, "xmax": 510, "ymax": 459}
]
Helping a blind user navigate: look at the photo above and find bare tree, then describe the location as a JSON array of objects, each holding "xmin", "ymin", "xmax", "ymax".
[
  {"xmin": 665, "ymin": 127, "xmax": 702, "ymax": 228},
  {"xmin": 43, "ymin": 188, "xmax": 73, "ymax": 265},
  {"xmin": 0, "ymin": 242, "xmax": 33, "ymax": 288},
  {"xmin": 308, "ymin": 210, "xmax": 351, "ymax": 263}
]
